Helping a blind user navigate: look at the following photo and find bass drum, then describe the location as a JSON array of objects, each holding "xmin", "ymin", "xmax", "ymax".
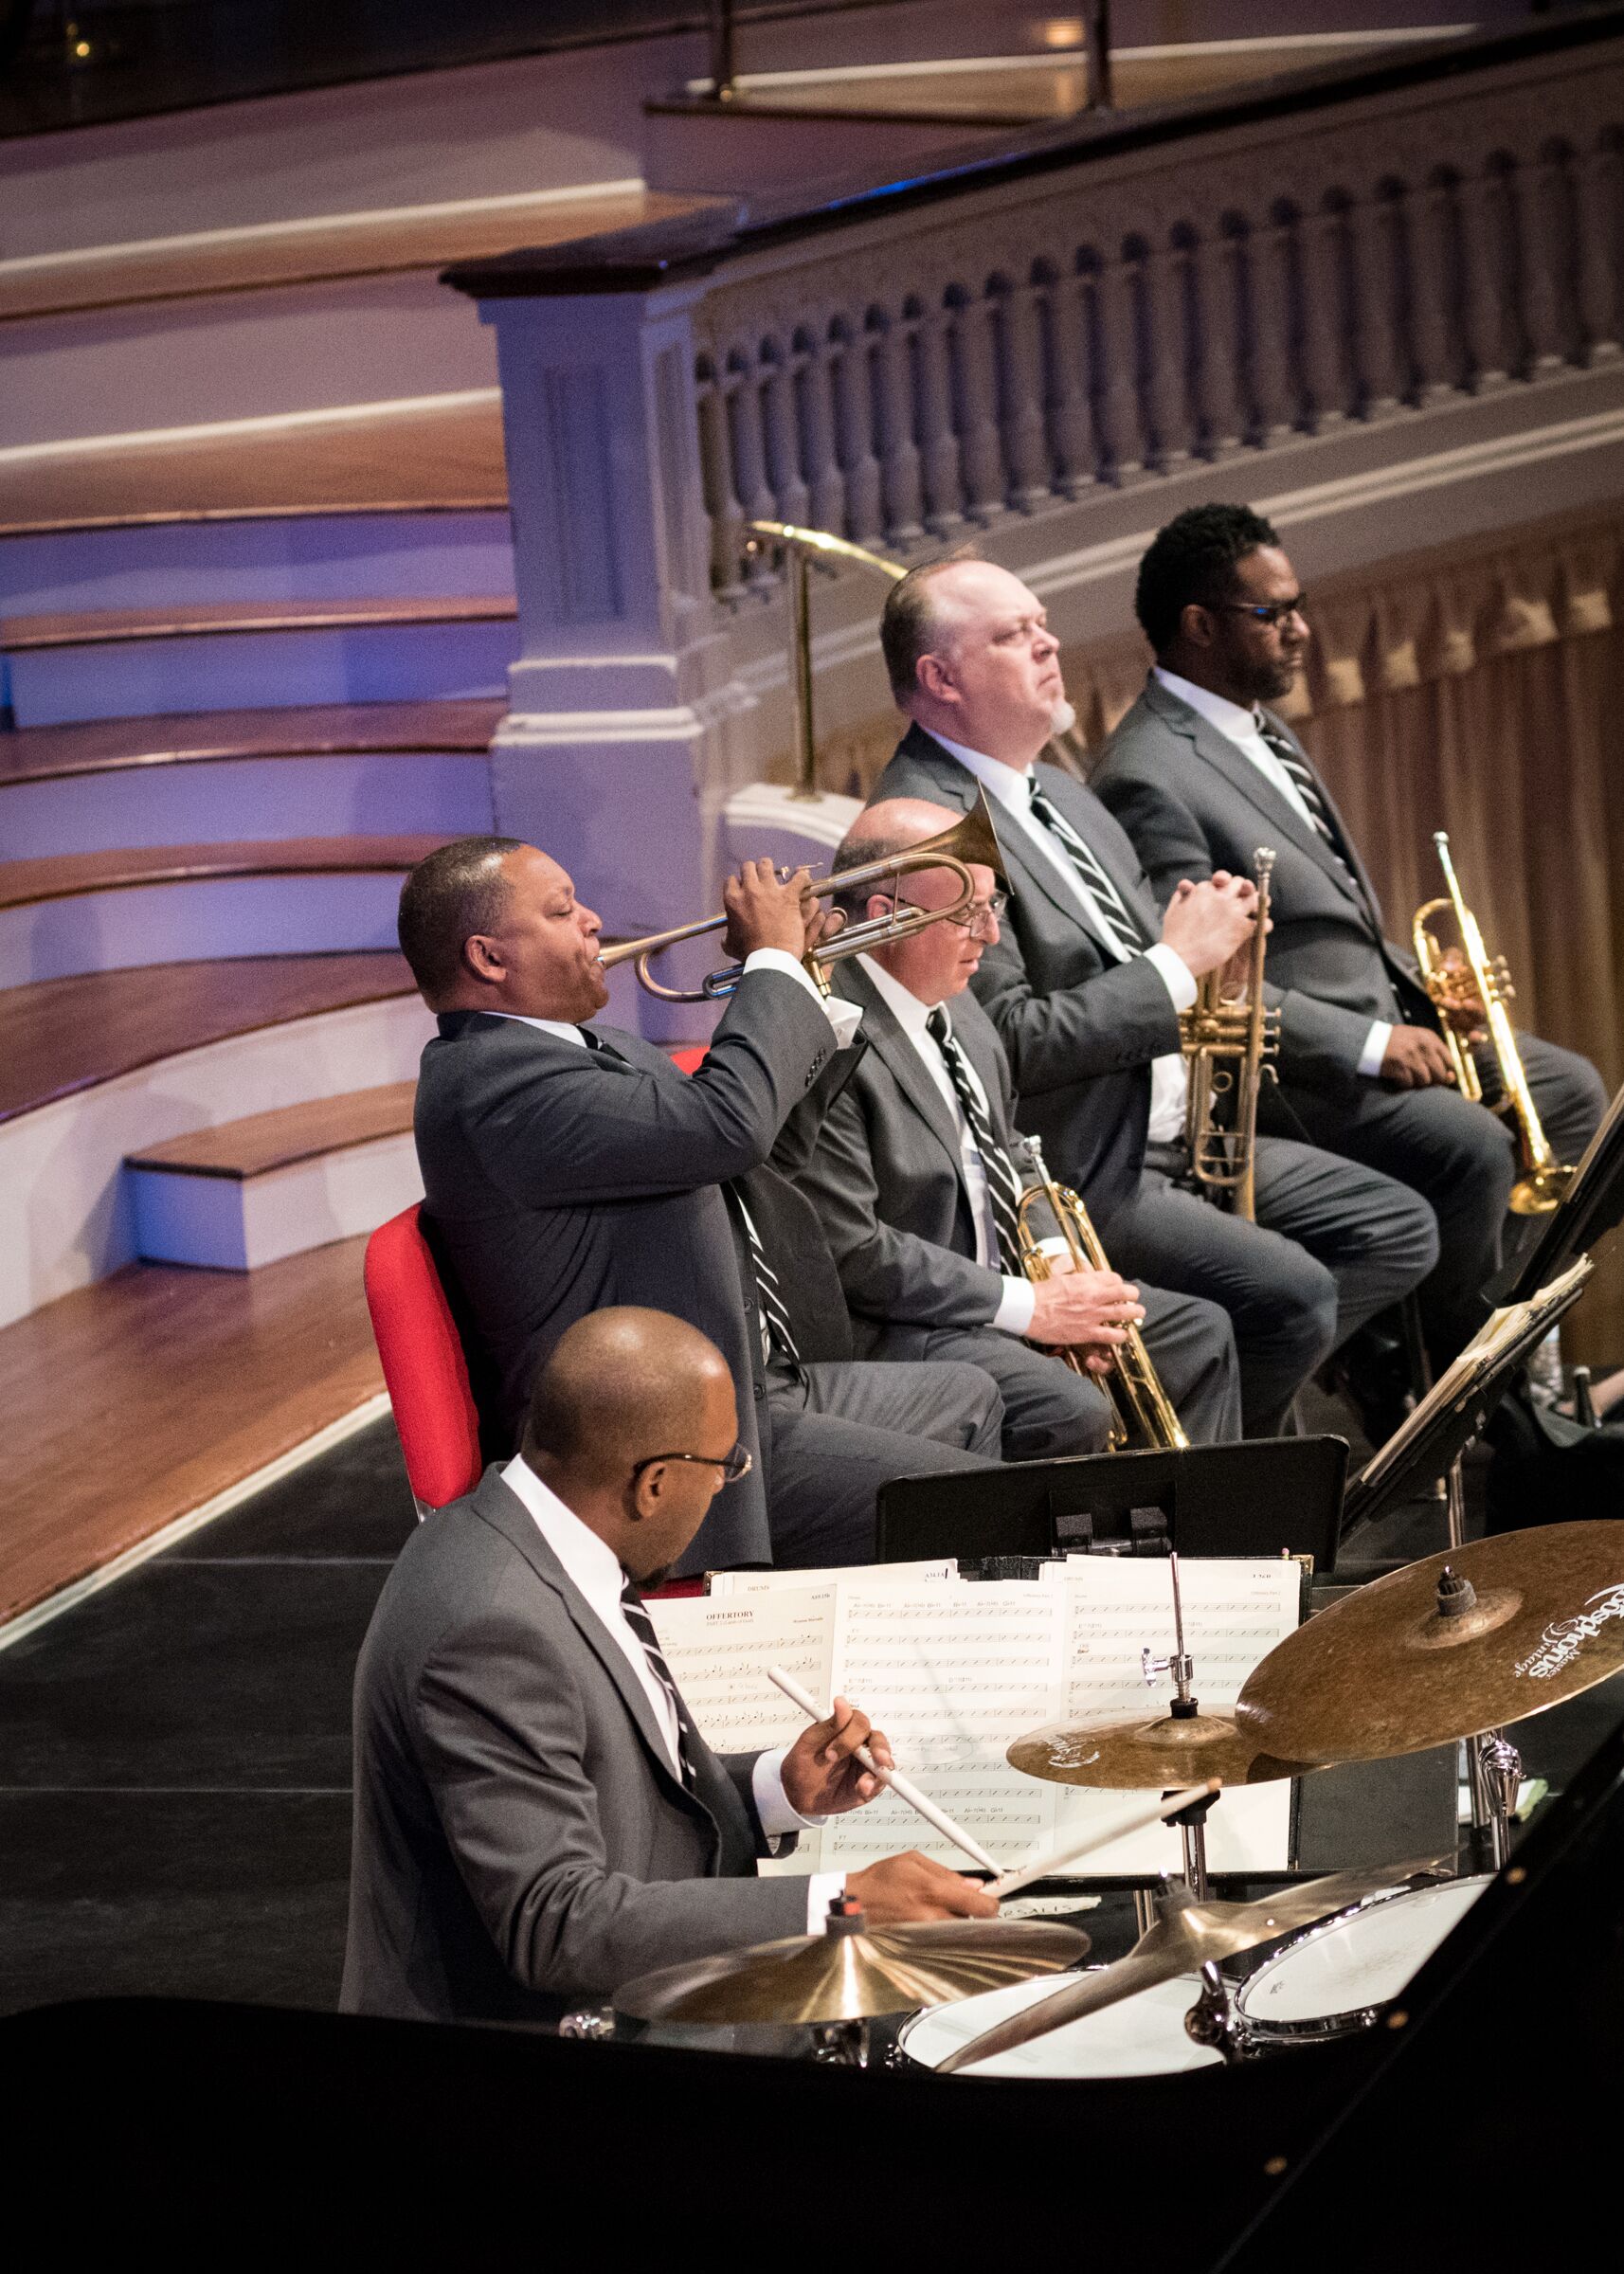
[
  {"xmin": 900, "ymin": 1972, "xmax": 1222, "ymax": 2079},
  {"xmin": 1236, "ymin": 1874, "xmax": 1492, "ymax": 2044}
]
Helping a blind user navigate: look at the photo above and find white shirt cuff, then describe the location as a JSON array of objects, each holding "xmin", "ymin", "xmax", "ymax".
[
  {"xmin": 993, "ymin": 1274, "xmax": 1038, "ymax": 1336},
  {"xmin": 752, "ymin": 1743, "xmax": 828, "ymax": 1843},
  {"xmin": 805, "ymin": 1871, "xmax": 850, "ymax": 1935},
  {"xmin": 1143, "ymin": 941, "xmax": 1198, "ymax": 1014},
  {"xmin": 742, "ymin": 948, "xmax": 862, "ymax": 1047},
  {"xmin": 1359, "ymin": 1020, "xmax": 1394, "ymax": 1079}
]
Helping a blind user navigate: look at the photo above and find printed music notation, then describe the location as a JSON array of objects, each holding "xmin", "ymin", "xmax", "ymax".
[{"xmin": 648, "ymin": 1561, "xmax": 1301, "ymax": 1876}]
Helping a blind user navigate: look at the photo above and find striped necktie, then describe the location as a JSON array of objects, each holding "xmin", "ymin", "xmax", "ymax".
[
  {"xmin": 620, "ymin": 1579, "xmax": 698, "ymax": 1789},
  {"xmin": 926, "ymin": 1007, "xmax": 1026, "ymax": 1272},
  {"xmin": 1026, "ymin": 783, "xmax": 1147, "ymax": 962},
  {"xmin": 736, "ymin": 1197, "xmax": 803, "ymax": 1374},
  {"xmin": 1255, "ymin": 721, "xmax": 1359, "ymax": 884}
]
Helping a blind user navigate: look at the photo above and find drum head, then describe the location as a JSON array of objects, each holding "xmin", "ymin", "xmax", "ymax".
[
  {"xmin": 901, "ymin": 1971, "xmax": 1222, "ymax": 2079},
  {"xmin": 1236, "ymin": 1875, "xmax": 1491, "ymax": 2029}
]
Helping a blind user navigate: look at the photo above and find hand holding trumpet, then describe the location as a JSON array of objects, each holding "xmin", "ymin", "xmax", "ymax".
[{"xmin": 720, "ymin": 859, "xmax": 845, "ymax": 966}]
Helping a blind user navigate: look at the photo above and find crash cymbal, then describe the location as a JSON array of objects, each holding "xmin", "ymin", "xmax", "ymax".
[
  {"xmin": 1008, "ymin": 1708, "xmax": 1312, "ymax": 1790},
  {"xmin": 1236, "ymin": 1521, "xmax": 1624, "ymax": 1766},
  {"xmin": 936, "ymin": 1856, "xmax": 1450, "ymax": 2075},
  {"xmin": 613, "ymin": 1911, "xmax": 1089, "ymax": 2026}
]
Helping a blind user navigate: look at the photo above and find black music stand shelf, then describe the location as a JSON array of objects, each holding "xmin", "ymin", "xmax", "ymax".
[{"xmin": 877, "ymin": 1435, "xmax": 1347, "ymax": 1569}]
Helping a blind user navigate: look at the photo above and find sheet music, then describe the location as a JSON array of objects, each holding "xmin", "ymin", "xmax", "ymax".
[
  {"xmin": 706, "ymin": 1561, "xmax": 955, "ymax": 1597},
  {"xmin": 813, "ymin": 1582, "xmax": 1062, "ymax": 1871},
  {"xmin": 648, "ymin": 1585, "xmax": 838, "ymax": 1759},
  {"xmin": 1043, "ymin": 1558, "xmax": 1299, "ymax": 1876}
]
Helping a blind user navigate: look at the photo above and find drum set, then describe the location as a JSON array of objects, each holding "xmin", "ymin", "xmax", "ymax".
[{"xmin": 613, "ymin": 1519, "xmax": 1624, "ymax": 2075}]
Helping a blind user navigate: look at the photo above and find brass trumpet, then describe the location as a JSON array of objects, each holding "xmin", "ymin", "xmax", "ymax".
[
  {"xmin": 601, "ymin": 790, "xmax": 1008, "ymax": 1004},
  {"xmin": 1016, "ymin": 1137, "xmax": 1189, "ymax": 1451},
  {"xmin": 1413, "ymin": 831, "xmax": 1575, "ymax": 1216},
  {"xmin": 1181, "ymin": 849, "xmax": 1280, "ymax": 1222}
]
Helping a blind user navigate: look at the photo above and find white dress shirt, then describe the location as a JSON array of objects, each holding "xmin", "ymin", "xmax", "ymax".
[
  {"xmin": 501, "ymin": 1454, "xmax": 844, "ymax": 1930},
  {"xmin": 1152, "ymin": 668, "xmax": 1391, "ymax": 1078},
  {"xmin": 930, "ymin": 732, "xmax": 1196, "ymax": 1143},
  {"xmin": 859, "ymin": 954, "xmax": 1036, "ymax": 1336}
]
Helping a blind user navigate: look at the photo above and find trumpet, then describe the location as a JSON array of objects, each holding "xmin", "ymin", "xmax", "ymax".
[
  {"xmin": 1016, "ymin": 1138, "xmax": 1189, "ymax": 1451},
  {"xmin": 601, "ymin": 790, "xmax": 1008, "ymax": 1004},
  {"xmin": 1181, "ymin": 849, "xmax": 1279, "ymax": 1222},
  {"xmin": 1413, "ymin": 832, "xmax": 1575, "ymax": 1216}
]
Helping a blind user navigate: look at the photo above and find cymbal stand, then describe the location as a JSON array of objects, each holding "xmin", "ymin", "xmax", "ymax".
[
  {"xmin": 811, "ymin": 2019, "xmax": 872, "ymax": 2067},
  {"xmin": 1142, "ymin": 1553, "xmax": 1216, "ymax": 1901},
  {"xmin": 1439, "ymin": 1457, "xmax": 1520, "ymax": 1866}
]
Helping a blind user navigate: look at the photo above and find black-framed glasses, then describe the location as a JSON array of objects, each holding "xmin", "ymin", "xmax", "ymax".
[
  {"xmin": 895, "ymin": 892, "xmax": 1008, "ymax": 939},
  {"xmin": 1218, "ymin": 595, "xmax": 1309, "ymax": 628},
  {"xmin": 631, "ymin": 1442, "xmax": 753, "ymax": 1485}
]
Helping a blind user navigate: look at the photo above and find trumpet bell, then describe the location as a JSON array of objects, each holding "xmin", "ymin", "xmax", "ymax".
[{"xmin": 1510, "ymin": 1161, "xmax": 1577, "ymax": 1217}]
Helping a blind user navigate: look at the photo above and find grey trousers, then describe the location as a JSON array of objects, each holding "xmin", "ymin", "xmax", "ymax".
[
  {"xmin": 868, "ymin": 1280, "xmax": 1242, "ymax": 1456},
  {"xmin": 1285, "ymin": 1032, "xmax": 1607, "ymax": 1363},
  {"xmin": 1101, "ymin": 1134, "xmax": 1440, "ymax": 1435},
  {"xmin": 764, "ymin": 1357, "xmax": 1002, "ymax": 1567}
]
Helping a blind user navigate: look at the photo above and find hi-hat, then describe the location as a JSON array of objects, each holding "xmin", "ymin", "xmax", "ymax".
[
  {"xmin": 936, "ymin": 1857, "xmax": 1449, "ymax": 2074},
  {"xmin": 614, "ymin": 1911, "xmax": 1088, "ymax": 2026},
  {"xmin": 1236, "ymin": 1521, "xmax": 1624, "ymax": 1766},
  {"xmin": 1008, "ymin": 1708, "xmax": 1312, "ymax": 1790}
]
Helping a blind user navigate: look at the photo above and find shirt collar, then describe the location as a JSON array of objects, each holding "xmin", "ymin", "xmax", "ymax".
[
  {"xmin": 924, "ymin": 730, "xmax": 1037, "ymax": 816},
  {"xmin": 486, "ymin": 1013, "xmax": 590, "ymax": 1046},
  {"xmin": 857, "ymin": 950, "xmax": 942, "ymax": 1042},
  {"xmin": 1151, "ymin": 665, "xmax": 1263, "ymax": 748},
  {"xmin": 502, "ymin": 1453, "xmax": 626, "ymax": 1615}
]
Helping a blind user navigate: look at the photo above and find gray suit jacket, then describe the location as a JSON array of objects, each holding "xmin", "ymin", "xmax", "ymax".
[
  {"xmin": 778, "ymin": 960, "xmax": 1032, "ymax": 1351},
  {"xmin": 871, "ymin": 722, "xmax": 1182, "ymax": 1225},
  {"xmin": 413, "ymin": 970, "xmax": 846, "ymax": 1570},
  {"xmin": 340, "ymin": 1466, "xmax": 808, "ymax": 2025},
  {"xmin": 1091, "ymin": 677, "xmax": 1436, "ymax": 1097}
]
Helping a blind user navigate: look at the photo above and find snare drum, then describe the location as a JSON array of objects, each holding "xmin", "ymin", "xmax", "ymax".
[
  {"xmin": 1236, "ymin": 1874, "xmax": 1491, "ymax": 2044},
  {"xmin": 901, "ymin": 1972, "xmax": 1223, "ymax": 2079}
]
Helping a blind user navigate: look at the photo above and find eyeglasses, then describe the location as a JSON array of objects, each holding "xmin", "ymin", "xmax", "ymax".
[
  {"xmin": 1218, "ymin": 595, "xmax": 1309, "ymax": 629},
  {"xmin": 895, "ymin": 892, "xmax": 1007, "ymax": 939},
  {"xmin": 630, "ymin": 1442, "xmax": 753, "ymax": 1485}
]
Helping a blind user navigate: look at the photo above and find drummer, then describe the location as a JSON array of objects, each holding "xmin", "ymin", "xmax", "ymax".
[{"xmin": 340, "ymin": 1305, "xmax": 998, "ymax": 2026}]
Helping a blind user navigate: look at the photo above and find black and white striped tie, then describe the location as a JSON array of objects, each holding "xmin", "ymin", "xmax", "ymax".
[
  {"xmin": 1026, "ymin": 784, "xmax": 1147, "ymax": 962},
  {"xmin": 620, "ymin": 1579, "xmax": 698, "ymax": 1789},
  {"xmin": 926, "ymin": 1007, "xmax": 1025, "ymax": 1272},
  {"xmin": 1256, "ymin": 721, "xmax": 1359, "ymax": 883},
  {"xmin": 738, "ymin": 1200, "xmax": 803, "ymax": 1373}
]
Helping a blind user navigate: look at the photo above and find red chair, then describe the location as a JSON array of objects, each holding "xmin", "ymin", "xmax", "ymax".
[
  {"xmin": 667, "ymin": 1044, "xmax": 708, "ymax": 1074},
  {"xmin": 364, "ymin": 1204, "xmax": 483, "ymax": 1515}
]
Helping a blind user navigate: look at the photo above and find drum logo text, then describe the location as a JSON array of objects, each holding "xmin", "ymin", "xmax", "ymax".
[{"xmin": 1512, "ymin": 1584, "xmax": 1624, "ymax": 1680}]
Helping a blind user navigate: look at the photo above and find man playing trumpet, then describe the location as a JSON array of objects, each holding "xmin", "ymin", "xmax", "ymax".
[{"xmin": 779, "ymin": 799, "xmax": 1243, "ymax": 1453}]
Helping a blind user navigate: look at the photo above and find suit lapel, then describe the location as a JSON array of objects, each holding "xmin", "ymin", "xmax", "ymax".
[
  {"xmin": 897, "ymin": 727, "xmax": 1104, "ymax": 943},
  {"xmin": 1139, "ymin": 680, "xmax": 1366, "ymax": 911},
  {"xmin": 837, "ymin": 961, "xmax": 966, "ymax": 1182},
  {"xmin": 467, "ymin": 1469, "xmax": 700, "ymax": 1814}
]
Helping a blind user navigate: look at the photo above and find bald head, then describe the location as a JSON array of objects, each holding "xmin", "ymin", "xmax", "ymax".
[
  {"xmin": 833, "ymin": 798, "xmax": 1003, "ymax": 1007},
  {"xmin": 880, "ymin": 557, "xmax": 1064, "ymax": 769}
]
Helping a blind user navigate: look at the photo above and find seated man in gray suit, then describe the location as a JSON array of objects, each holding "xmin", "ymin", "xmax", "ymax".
[
  {"xmin": 1090, "ymin": 502, "xmax": 1607, "ymax": 1366},
  {"xmin": 342, "ymin": 1307, "xmax": 995, "ymax": 2026},
  {"xmin": 869, "ymin": 556, "xmax": 1440, "ymax": 1436},
  {"xmin": 779, "ymin": 798, "xmax": 1243, "ymax": 1454},
  {"xmin": 401, "ymin": 837, "xmax": 1001, "ymax": 1577}
]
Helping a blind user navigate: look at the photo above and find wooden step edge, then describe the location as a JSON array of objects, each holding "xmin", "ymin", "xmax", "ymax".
[
  {"xmin": 126, "ymin": 1080, "xmax": 418, "ymax": 1181},
  {"xmin": 0, "ymin": 834, "xmax": 448, "ymax": 911},
  {"xmin": 0, "ymin": 496, "xmax": 511, "ymax": 541},
  {"xmin": 0, "ymin": 703, "xmax": 504, "ymax": 785},
  {"xmin": 1, "ymin": 592, "xmax": 518, "ymax": 653}
]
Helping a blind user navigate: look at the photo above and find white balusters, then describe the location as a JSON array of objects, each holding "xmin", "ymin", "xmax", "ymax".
[
  {"xmin": 1300, "ymin": 198, "xmax": 1353, "ymax": 430},
  {"xmin": 1035, "ymin": 261, "xmax": 1099, "ymax": 496},
  {"xmin": 829, "ymin": 317, "xmax": 884, "ymax": 544},
  {"xmin": 794, "ymin": 323, "xmax": 847, "ymax": 534},
  {"xmin": 947, "ymin": 284, "xmax": 1007, "ymax": 522},
  {"xmin": 990, "ymin": 273, "xmax": 1053, "ymax": 510},
  {"xmin": 1346, "ymin": 188, "xmax": 1404, "ymax": 418},
  {"xmin": 760, "ymin": 335, "xmax": 811, "ymax": 528},
  {"xmin": 866, "ymin": 307, "xmax": 925, "ymax": 546},
  {"xmin": 1509, "ymin": 150, "xmax": 1569, "ymax": 374},
  {"xmin": 1457, "ymin": 165, "xmax": 1515, "ymax": 390},
  {"xmin": 1184, "ymin": 222, "xmax": 1246, "ymax": 458},
  {"xmin": 1244, "ymin": 208, "xmax": 1300, "ymax": 444},
  {"xmin": 1087, "ymin": 250, "xmax": 1146, "ymax": 481},
  {"xmin": 695, "ymin": 354, "xmax": 747, "ymax": 601},
  {"xmin": 1409, "ymin": 173, "xmax": 1464, "ymax": 404},
  {"xmin": 1577, "ymin": 130, "xmax": 1624, "ymax": 365},
  {"xmin": 1131, "ymin": 234, "xmax": 1193, "ymax": 471},
  {"xmin": 909, "ymin": 293, "xmax": 967, "ymax": 535}
]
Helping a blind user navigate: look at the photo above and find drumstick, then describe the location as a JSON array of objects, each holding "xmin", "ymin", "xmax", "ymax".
[
  {"xmin": 767, "ymin": 1665, "xmax": 1005, "ymax": 1876},
  {"xmin": 988, "ymin": 1780, "xmax": 1221, "ymax": 1898}
]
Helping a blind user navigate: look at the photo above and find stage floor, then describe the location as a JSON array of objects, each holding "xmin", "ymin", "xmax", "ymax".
[{"xmin": 4, "ymin": 1415, "xmax": 1623, "ymax": 2020}]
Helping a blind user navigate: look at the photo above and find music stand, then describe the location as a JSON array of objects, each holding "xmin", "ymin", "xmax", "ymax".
[
  {"xmin": 877, "ymin": 1435, "xmax": 1347, "ymax": 1571},
  {"xmin": 1499, "ymin": 1073, "xmax": 1624, "ymax": 1304},
  {"xmin": 1341, "ymin": 1257, "xmax": 1595, "ymax": 1543}
]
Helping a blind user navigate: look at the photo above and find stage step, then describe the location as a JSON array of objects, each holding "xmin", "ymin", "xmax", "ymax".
[
  {"xmin": 0, "ymin": 1236, "xmax": 385, "ymax": 1629},
  {"xmin": 128, "ymin": 1082, "xmax": 421, "ymax": 1272},
  {"xmin": 0, "ymin": 508, "xmax": 515, "ymax": 619},
  {"xmin": 0, "ymin": 836, "xmax": 446, "ymax": 985},
  {"xmin": 0, "ymin": 699, "xmax": 500, "ymax": 857},
  {"xmin": 1, "ymin": 595, "xmax": 519, "ymax": 725}
]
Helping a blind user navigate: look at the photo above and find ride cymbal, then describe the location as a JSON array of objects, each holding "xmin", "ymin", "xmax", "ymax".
[
  {"xmin": 1236, "ymin": 1521, "xmax": 1624, "ymax": 1765},
  {"xmin": 613, "ymin": 1913, "xmax": 1089, "ymax": 2026}
]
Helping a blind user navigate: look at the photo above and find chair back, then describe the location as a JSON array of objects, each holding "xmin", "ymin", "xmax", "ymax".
[{"xmin": 364, "ymin": 1204, "xmax": 483, "ymax": 1513}]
